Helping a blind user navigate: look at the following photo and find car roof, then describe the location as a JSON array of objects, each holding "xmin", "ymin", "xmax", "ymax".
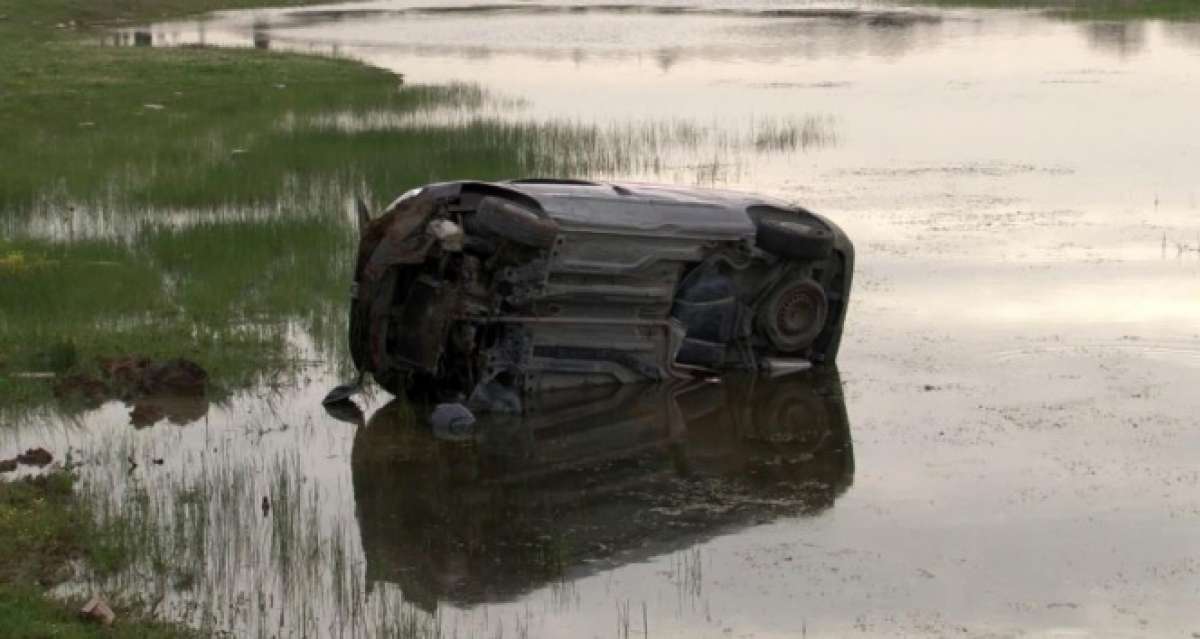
[
  {"xmin": 504, "ymin": 178, "xmax": 796, "ymax": 211},
  {"xmin": 489, "ymin": 179, "xmax": 795, "ymax": 237}
]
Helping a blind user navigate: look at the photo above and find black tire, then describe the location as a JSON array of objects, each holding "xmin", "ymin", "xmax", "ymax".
[
  {"xmin": 759, "ymin": 278, "xmax": 829, "ymax": 353},
  {"xmin": 755, "ymin": 218, "xmax": 834, "ymax": 260},
  {"xmin": 472, "ymin": 197, "xmax": 559, "ymax": 248}
]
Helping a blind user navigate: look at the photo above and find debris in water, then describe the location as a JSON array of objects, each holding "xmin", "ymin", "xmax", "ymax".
[
  {"xmin": 0, "ymin": 458, "xmax": 15, "ymax": 473},
  {"xmin": 429, "ymin": 403, "xmax": 476, "ymax": 440},
  {"xmin": 1046, "ymin": 602, "xmax": 1079, "ymax": 609},
  {"xmin": 261, "ymin": 496, "xmax": 270, "ymax": 518},
  {"xmin": 79, "ymin": 595, "xmax": 116, "ymax": 625}
]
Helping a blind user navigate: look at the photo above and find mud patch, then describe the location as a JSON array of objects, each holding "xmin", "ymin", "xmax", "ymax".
[
  {"xmin": 51, "ymin": 356, "xmax": 209, "ymax": 425},
  {"xmin": 0, "ymin": 447, "xmax": 53, "ymax": 472}
]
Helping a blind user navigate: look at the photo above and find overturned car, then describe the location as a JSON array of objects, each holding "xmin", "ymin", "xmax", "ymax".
[{"xmin": 349, "ymin": 180, "xmax": 853, "ymax": 410}]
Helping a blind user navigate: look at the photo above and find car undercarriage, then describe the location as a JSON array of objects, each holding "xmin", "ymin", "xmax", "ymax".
[{"xmin": 348, "ymin": 180, "xmax": 853, "ymax": 414}]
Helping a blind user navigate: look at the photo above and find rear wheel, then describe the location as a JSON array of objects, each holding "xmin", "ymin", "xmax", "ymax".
[{"xmin": 758, "ymin": 278, "xmax": 829, "ymax": 353}]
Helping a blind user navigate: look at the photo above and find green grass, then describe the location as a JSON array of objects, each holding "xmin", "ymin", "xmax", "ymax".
[
  {"xmin": 910, "ymin": 0, "xmax": 1200, "ymax": 20},
  {"xmin": 0, "ymin": 471, "xmax": 82, "ymax": 585},
  {"xmin": 0, "ymin": 583, "xmax": 200, "ymax": 639},
  {"xmin": 0, "ymin": 227, "xmax": 339, "ymax": 409},
  {"xmin": 0, "ymin": 472, "xmax": 199, "ymax": 638}
]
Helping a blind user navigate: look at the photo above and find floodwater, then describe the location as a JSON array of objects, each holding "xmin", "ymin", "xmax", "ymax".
[{"xmin": 6, "ymin": 1, "xmax": 1200, "ymax": 636}]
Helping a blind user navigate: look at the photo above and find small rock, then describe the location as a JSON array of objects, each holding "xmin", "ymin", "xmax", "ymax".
[
  {"xmin": 79, "ymin": 595, "xmax": 116, "ymax": 625},
  {"xmin": 17, "ymin": 448, "xmax": 53, "ymax": 466},
  {"xmin": 142, "ymin": 103, "xmax": 166, "ymax": 110},
  {"xmin": 261, "ymin": 496, "xmax": 270, "ymax": 518},
  {"xmin": 231, "ymin": 148, "xmax": 248, "ymax": 155}
]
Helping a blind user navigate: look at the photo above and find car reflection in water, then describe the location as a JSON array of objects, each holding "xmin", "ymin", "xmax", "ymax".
[{"xmin": 344, "ymin": 369, "xmax": 853, "ymax": 611}]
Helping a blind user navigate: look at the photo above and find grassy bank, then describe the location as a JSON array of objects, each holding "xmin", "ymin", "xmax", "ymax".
[
  {"xmin": 0, "ymin": 471, "xmax": 198, "ymax": 638},
  {"xmin": 911, "ymin": 0, "xmax": 1200, "ymax": 19}
]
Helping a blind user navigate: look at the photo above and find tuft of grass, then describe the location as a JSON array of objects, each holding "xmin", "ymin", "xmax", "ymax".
[
  {"xmin": 0, "ymin": 472, "xmax": 202, "ymax": 637},
  {"xmin": 0, "ymin": 582, "xmax": 200, "ymax": 639},
  {"xmin": 0, "ymin": 471, "xmax": 81, "ymax": 586}
]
